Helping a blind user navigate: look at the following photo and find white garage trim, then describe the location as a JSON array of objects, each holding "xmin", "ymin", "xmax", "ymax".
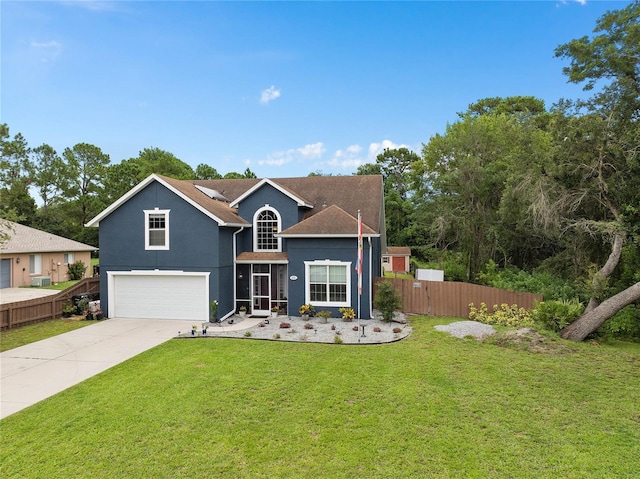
[{"xmin": 108, "ymin": 270, "xmax": 209, "ymax": 320}]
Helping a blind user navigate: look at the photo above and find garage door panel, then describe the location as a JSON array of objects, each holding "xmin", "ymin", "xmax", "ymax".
[{"xmin": 111, "ymin": 272, "xmax": 208, "ymax": 320}]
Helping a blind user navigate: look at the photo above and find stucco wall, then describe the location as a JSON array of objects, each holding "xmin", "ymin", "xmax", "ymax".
[{"xmin": 1, "ymin": 251, "xmax": 93, "ymax": 288}]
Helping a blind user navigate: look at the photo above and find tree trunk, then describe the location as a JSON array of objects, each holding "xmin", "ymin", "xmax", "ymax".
[
  {"xmin": 561, "ymin": 280, "xmax": 640, "ymax": 341},
  {"xmin": 584, "ymin": 233, "xmax": 626, "ymax": 313}
]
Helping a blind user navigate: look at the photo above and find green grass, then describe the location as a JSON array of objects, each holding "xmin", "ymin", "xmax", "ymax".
[
  {"xmin": 2, "ymin": 317, "xmax": 639, "ymax": 478},
  {"xmin": 0, "ymin": 318, "xmax": 92, "ymax": 352},
  {"xmin": 43, "ymin": 280, "xmax": 79, "ymax": 290}
]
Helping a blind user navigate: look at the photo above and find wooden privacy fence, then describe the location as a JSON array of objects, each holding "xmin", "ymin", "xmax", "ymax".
[
  {"xmin": 374, "ymin": 277, "xmax": 542, "ymax": 319},
  {"xmin": 1, "ymin": 277, "xmax": 100, "ymax": 330}
]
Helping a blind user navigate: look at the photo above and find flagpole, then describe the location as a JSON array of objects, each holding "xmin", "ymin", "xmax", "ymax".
[{"xmin": 357, "ymin": 210, "xmax": 362, "ymax": 338}]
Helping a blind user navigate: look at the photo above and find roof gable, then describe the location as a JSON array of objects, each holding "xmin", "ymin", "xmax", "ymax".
[
  {"xmin": 228, "ymin": 178, "xmax": 313, "ymax": 208},
  {"xmin": 0, "ymin": 221, "xmax": 97, "ymax": 254},
  {"xmin": 86, "ymin": 174, "xmax": 249, "ymax": 227},
  {"xmin": 279, "ymin": 205, "xmax": 377, "ymax": 237}
]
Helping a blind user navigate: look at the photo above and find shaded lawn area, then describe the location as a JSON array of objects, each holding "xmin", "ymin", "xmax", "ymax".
[
  {"xmin": 1, "ymin": 317, "xmax": 639, "ymax": 478},
  {"xmin": 0, "ymin": 318, "xmax": 92, "ymax": 352}
]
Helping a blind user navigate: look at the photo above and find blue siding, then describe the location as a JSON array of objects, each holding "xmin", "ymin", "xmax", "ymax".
[
  {"xmin": 236, "ymin": 183, "xmax": 302, "ymax": 251},
  {"xmin": 98, "ymin": 182, "xmax": 234, "ymax": 317},
  {"xmin": 286, "ymin": 237, "xmax": 378, "ymax": 319}
]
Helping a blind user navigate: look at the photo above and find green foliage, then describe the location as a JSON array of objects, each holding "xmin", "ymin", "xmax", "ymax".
[
  {"xmin": 477, "ymin": 260, "xmax": 584, "ymax": 301},
  {"xmin": 530, "ymin": 299, "xmax": 584, "ymax": 333},
  {"xmin": 67, "ymin": 260, "xmax": 87, "ymax": 281},
  {"xmin": 468, "ymin": 302, "xmax": 533, "ymax": 327},
  {"xmin": 373, "ymin": 280, "xmax": 402, "ymax": 322},
  {"xmin": 596, "ymin": 305, "xmax": 640, "ymax": 341}
]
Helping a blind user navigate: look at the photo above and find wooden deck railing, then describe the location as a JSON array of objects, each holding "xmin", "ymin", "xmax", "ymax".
[{"xmin": 1, "ymin": 277, "xmax": 100, "ymax": 330}]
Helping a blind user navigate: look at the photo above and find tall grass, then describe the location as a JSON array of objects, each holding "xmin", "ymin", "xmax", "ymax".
[{"xmin": 1, "ymin": 316, "xmax": 639, "ymax": 478}]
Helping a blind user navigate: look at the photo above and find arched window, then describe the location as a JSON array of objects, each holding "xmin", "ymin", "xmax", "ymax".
[{"xmin": 254, "ymin": 206, "xmax": 281, "ymax": 251}]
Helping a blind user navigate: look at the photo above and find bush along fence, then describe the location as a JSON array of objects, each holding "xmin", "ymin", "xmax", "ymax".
[
  {"xmin": 374, "ymin": 277, "xmax": 541, "ymax": 319},
  {"xmin": 0, "ymin": 277, "xmax": 100, "ymax": 330}
]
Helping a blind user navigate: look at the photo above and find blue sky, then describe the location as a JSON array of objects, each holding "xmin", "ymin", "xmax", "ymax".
[{"xmin": 1, "ymin": 0, "xmax": 630, "ymax": 178}]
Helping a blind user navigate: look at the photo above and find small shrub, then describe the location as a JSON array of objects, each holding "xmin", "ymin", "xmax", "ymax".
[
  {"xmin": 67, "ymin": 260, "xmax": 87, "ymax": 281},
  {"xmin": 596, "ymin": 305, "xmax": 640, "ymax": 341},
  {"xmin": 373, "ymin": 326, "xmax": 382, "ymax": 333},
  {"xmin": 392, "ymin": 327, "xmax": 402, "ymax": 334},
  {"xmin": 531, "ymin": 299, "xmax": 583, "ymax": 332},
  {"xmin": 352, "ymin": 325, "xmax": 359, "ymax": 331},
  {"xmin": 334, "ymin": 335, "xmax": 343, "ymax": 344},
  {"xmin": 299, "ymin": 334, "xmax": 309, "ymax": 341},
  {"xmin": 374, "ymin": 280, "xmax": 402, "ymax": 322},
  {"xmin": 273, "ymin": 333, "xmax": 281, "ymax": 339},
  {"xmin": 258, "ymin": 321, "xmax": 266, "ymax": 327},
  {"xmin": 279, "ymin": 322, "xmax": 291, "ymax": 329},
  {"xmin": 339, "ymin": 307, "xmax": 355, "ymax": 321},
  {"xmin": 331, "ymin": 324, "xmax": 336, "ymax": 331},
  {"xmin": 244, "ymin": 331, "xmax": 252, "ymax": 337},
  {"xmin": 469, "ymin": 302, "xmax": 533, "ymax": 328},
  {"xmin": 304, "ymin": 322, "xmax": 314, "ymax": 330}
]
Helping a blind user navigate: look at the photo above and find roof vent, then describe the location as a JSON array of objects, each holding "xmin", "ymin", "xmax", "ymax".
[{"xmin": 195, "ymin": 184, "xmax": 230, "ymax": 202}]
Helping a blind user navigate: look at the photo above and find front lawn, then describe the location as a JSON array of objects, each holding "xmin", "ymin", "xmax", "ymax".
[
  {"xmin": 0, "ymin": 318, "xmax": 93, "ymax": 352},
  {"xmin": 1, "ymin": 317, "xmax": 639, "ymax": 478}
]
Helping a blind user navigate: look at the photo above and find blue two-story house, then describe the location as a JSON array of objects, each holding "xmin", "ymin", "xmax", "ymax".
[{"xmin": 86, "ymin": 174, "xmax": 386, "ymax": 322}]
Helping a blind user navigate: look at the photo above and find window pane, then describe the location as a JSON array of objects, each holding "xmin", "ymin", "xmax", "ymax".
[
  {"xmin": 329, "ymin": 284, "xmax": 347, "ymax": 302},
  {"xmin": 310, "ymin": 283, "xmax": 327, "ymax": 302},
  {"xmin": 149, "ymin": 214, "xmax": 165, "ymax": 229},
  {"xmin": 257, "ymin": 210, "xmax": 278, "ymax": 250},
  {"xmin": 148, "ymin": 230, "xmax": 165, "ymax": 246},
  {"xmin": 309, "ymin": 266, "xmax": 326, "ymax": 282},
  {"xmin": 329, "ymin": 265, "xmax": 346, "ymax": 283}
]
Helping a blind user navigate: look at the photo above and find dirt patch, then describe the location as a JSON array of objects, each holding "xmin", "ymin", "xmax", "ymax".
[{"xmin": 487, "ymin": 327, "xmax": 575, "ymax": 354}]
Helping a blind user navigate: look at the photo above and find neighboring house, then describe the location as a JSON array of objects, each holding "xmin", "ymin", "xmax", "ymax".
[
  {"xmin": 86, "ymin": 174, "xmax": 386, "ymax": 321},
  {"xmin": 0, "ymin": 221, "xmax": 96, "ymax": 289},
  {"xmin": 382, "ymin": 246, "xmax": 411, "ymax": 274}
]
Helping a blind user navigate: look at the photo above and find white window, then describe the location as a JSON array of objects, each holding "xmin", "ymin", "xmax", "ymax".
[
  {"xmin": 305, "ymin": 261, "xmax": 351, "ymax": 307},
  {"xmin": 30, "ymin": 254, "xmax": 42, "ymax": 275},
  {"xmin": 64, "ymin": 253, "xmax": 74, "ymax": 264},
  {"xmin": 253, "ymin": 206, "xmax": 281, "ymax": 251},
  {"xmin": 144, "ymin": 209, "xmax": 170, "ymax": 250}
]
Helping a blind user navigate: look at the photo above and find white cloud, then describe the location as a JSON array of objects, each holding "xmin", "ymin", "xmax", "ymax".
[
  {"xmin": 260, "ymin": 85, "xmax": 281, "ymax": 105},
  {"xmin": 367, "ymin": 140, "xmax": 408, "ymax": 161},
  {"xmin": 31, "ymin": 40, "xmax": 63, "ymax": 62},
  {"xmin": 327, "ymin": 144, "xmax": 364, "ymax": 170},
  {"xmin": 260, "ymin": 142, "xmax": 325, "ymax": 167}
]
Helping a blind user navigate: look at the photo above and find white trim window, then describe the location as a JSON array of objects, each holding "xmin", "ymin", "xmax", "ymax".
[
  {"xmin": 144, "ymin": 209, "xmax": 170, "ymax": 250},
  {"xmin": 305, "ymin": 260, "xmax": 351, "ymax": 307},
  {"xmin": 30, "ymin": 254, "xmax": 42, "ymax": 275},
  {"xmin": 253, "ymin": 205, "xmax": 281, "ymax": 251},
  {"xmin": 64, "ymin": 253, "xmax": 74, "ymax": 265}
]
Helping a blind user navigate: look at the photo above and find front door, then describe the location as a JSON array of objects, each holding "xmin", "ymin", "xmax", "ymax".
[
  {"xmin": 250, "ymin": 264, "xmax": 288, "ymax": 316},
  {"xmin": 252, "ymin": 269, "xmax": 271, "ymax": 316}
]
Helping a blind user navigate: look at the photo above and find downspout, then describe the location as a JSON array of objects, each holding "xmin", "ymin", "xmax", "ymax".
[
  {"xmin": 368, "ymin": 236, "xmax": 373, "ymax": 318},
  {"xmin": 222, "ymin": 226, "xmax": 245, "ymax": 322}
]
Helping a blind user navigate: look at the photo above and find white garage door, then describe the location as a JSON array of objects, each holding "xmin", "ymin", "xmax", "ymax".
[{"xmin": 109, "ymin": 271, "xmax": 209, "ymax": 320}]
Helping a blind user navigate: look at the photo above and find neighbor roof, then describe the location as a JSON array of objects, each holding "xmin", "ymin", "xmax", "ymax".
[
  {"xmin": 0, "ymin": 221, "xmax": 97, "ymax": 254},
  {"xmin": 386, "ymin": 246, "xmax": 411, "ymax": 255}
]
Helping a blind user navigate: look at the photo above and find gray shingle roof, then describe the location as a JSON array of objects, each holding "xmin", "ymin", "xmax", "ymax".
[{"xmin": 0, "ymin": 221, "xmax": 97, "ymax": 254}]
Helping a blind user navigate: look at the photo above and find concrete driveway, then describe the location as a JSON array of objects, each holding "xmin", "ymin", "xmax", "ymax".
[
  {"xmin": 0, "ymin": 287, "xmax": 59, "ymax": 305},
  {"xmin": 0, "ymin": 318, "xmax": 213, "ymax": 419}
]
